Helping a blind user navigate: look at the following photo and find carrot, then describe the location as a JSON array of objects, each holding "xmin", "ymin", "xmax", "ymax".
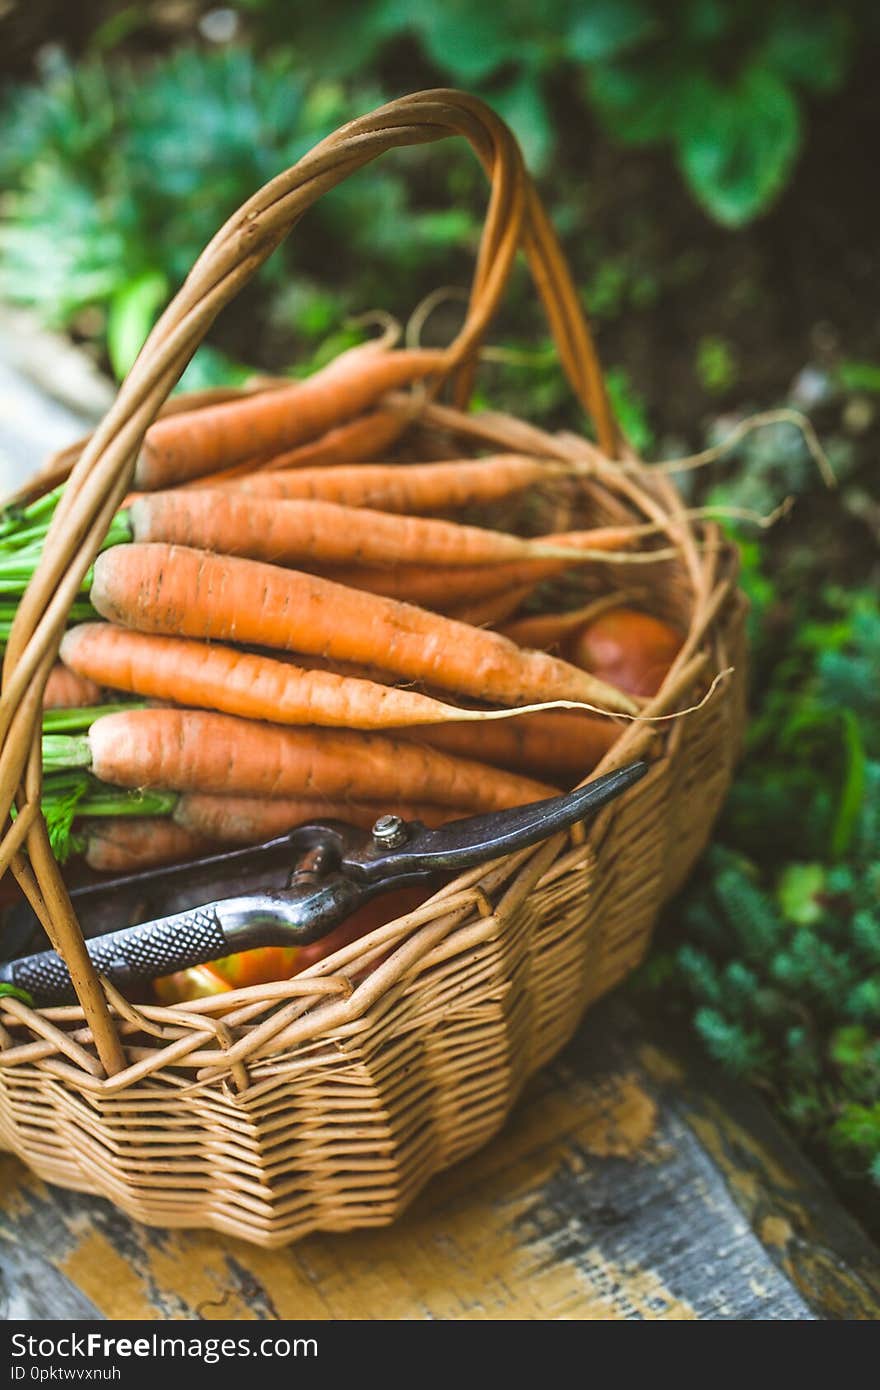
[
  {"xmin": 174, "ymin": 794, "xmax": 466, "ymax": 843},
  {"xmin": 222, "ymin": 455, "xmax": 562, "ymax": 513},
  {"xmin": 567, "ymin": 607, "xmax": 683, "ymax": 697},
  {"xmin": 446, "ymin": 583, "xmax": 536, "ymax": 628},
  {"xmin": 183, "ymin": 410, "xmax": 409, "ymax": 490},
  {"xmin": 134, "ymin": 345, "xmax": 447, "ymax": 490},
  {"xmin": 60, "ymin": 624, "xmax": 606, "ymax": 730},
  {"xmin": 91, "ymin": 543, "xmax": 640, "ymax": 714},
  {"xmin": 77, "ymin": 817, "xmax": 212, "ymax": 872},
  {"xmin": 42, "ymin": 664, "xmax": 102, "ymax": 709},
  {"xmin": 84, "ymin": 708, "xmax": 560, "ymax": 810},
  {"xmin": 322, "ymin": 527, "xmax": 646, "ymax": 609},
  {"xmin": 128, "ymin": 492, "xmax": 585, "ymax": 569},
  {"xmin": 409, "ymin": 710, "xmax": 618, "ymax": 783},
  {"xmin": 278, "ymin": 649, "xmax": 405, "ymax": 687},
  {"xmin": 256, "ymin": 408, "xmax": 408, "ymax": 472}
]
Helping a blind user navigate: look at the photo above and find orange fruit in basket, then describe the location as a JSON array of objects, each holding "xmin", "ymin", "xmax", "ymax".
[
  {"xmin": 566, "ymin": 607, "xmax": 682, "ymax": 698},
  {"xmin": 153, "ymin": 884, "xmax": 431, "ymax": 1004},
  {"xmin": 153, "ymin": 963, "xmax": 232, "ymax": 1004}
]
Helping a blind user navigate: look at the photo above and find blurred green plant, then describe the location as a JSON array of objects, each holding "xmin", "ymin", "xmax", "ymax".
[
  {"xmin": 1, "ymin": 1, "xmax": 872, "ymax": 388},
  {"xmin": 0, "ymin": 45, "xmax": 478, "ymax": 379},
  {"xmin": 696, "ymin": 334, "xmax": 738, "ymax": 394},
  {"xmin": 641, "ymin": 565, "xmax": 880, "ymax": 1213},
  {"xmin": 242, "ymin": 0, "xmax": 865, "ymax": 225}
]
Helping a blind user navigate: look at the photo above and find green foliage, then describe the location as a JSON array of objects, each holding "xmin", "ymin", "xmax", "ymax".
[
  {"xmin": 837, "ymin": 361, "xmax": 880, "ymax": 395},
  {"xmin": 292, "ymin": 0, "xmax": 859, "ymax": 218},
  {"xmin": 0, "ymin": 983, "xmax": 34, "ymax": 1007},
  {"xmin": 243, "ymin": 0, "xmax": 862, "ymax": 224},
  {"xmin": 696, "ymin": 335, "xmax": 738, "ymax": 394},
  {"xmin": 0, "ymin": 45, "xmax": 475, "ymax": 379},
  {"xmin": 649, "ymin": 579, "xmax": 880, "ymax": 1206},
  {"xmin": 604, "ymin": 367, "xmax": 655, "ymax": 453},
  {"xmin": 107, "ymin": 269, "xmax": 169, "ymax": 379},
  {"xmin": 0, "ymin": 2, "xmax": 869, "ymax": 381},
  {"xmin": 0, "ymin": 6, "xmax": 874, "ymax": 411},
  {"xmin": 585, "ymin": 1, "xmax": 858, "ymax": 225}
]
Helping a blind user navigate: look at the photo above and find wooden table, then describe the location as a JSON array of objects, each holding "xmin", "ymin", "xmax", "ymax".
[{"xmin": 3, "ymin": 1000, "xmax": 879, "ymax": 1321}]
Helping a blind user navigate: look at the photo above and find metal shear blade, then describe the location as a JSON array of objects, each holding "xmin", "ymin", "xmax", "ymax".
[{"xmin": 0, "ymin": 761, "xmax": 648, "ymax": 1006}]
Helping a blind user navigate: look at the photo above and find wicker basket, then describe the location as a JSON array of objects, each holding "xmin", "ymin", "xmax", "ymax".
[{"xmin": 0, "ymin": 91, "xmax": 746, "ymax": 1247}]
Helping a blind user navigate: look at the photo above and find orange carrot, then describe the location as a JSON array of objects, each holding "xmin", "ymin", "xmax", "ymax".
[
  {"xmin": 222, "ymin": 455, "xmax": 561, "ymax": 513},
  {"xmin": 183, "ymin": 409, "xmax": 409, "ymax": 489},
  {"xmin": 42, "ymin": 664, "xmax": 102, "ymax": 709},
  {"xmin": 90, "ymin": 543, "xmax": 639, "ymax": 714},
  {"xmin": 78, "ymin": 817, "xmax": 212, "ymax": 872},
  {"xmin": 257, "ymin": 408, "xmax": 408, "ymax": 472},
  {"xmin": 322, "ymin": 527, "xmax": 645, "ymax": 609},
  {"xmin": 446, "ymin": 583, "xmax": 536, "ymax": 628},
  {"xmin": 134, "ymin": 345, "xmax": 446, "ymax": 490},
  {"xmin": 174, "ymin": 794, "xmax": 465, "ymax": 843},
  {"xmin": 60, "ymin": 625, "xmax": 598, "ymax": 730},
  {"xmin": 85, "ymin": 708, "xmax": 560, "ymax": 810},
  {"xmin": 129, "ymin": 492, "xmax": 582, "ymax": 569},
  {"xmin": 409, "ymin": 710, "xmax": 618, "ymax": 783},
  {"xmin": 567, "ymin": 607, "xmax": 683, "ymax": 697}
]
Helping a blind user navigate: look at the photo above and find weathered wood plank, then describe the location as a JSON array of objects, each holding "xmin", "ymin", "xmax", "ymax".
[{"xmin": 2, "ymin": 1000, "xmax": 877, "ymax": 1321}]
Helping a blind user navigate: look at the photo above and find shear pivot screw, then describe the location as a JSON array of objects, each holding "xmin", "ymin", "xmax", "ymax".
[{"xmin": 372, "ymin": 814, "xmax": 408, "ymax": 849}]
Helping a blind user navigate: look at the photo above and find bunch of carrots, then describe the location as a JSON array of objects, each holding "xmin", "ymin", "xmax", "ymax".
[{"xmin": 1, "ymin": 339, "xmax": 684, "ymax": 1002}]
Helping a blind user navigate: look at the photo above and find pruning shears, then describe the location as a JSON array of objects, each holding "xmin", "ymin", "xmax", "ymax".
[{"xmin": 0, "ymin": 762, "xmax": 648, "ymax": 1007}]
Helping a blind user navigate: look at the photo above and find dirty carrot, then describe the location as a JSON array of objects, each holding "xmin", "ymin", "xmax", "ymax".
[
  {"xmin": 90, "ymin": 543, "xmax": 640, "ymax": 715},
  {"xmin": 183, "ymin": 409, "xmax": 409, "ymax": 489},
  {"xmin": 129, "ymin": 491, "xmax": 585, "ymax": 569},
  {"xmin": 75, "ymin": 817, "xmax": 212, "ymax": 872},
  {"xmin": 60, "ymin": 625, "xmax": 614, "ymax": 730},
  {"xmin": 42, "ymin": 664, "xmax": 102, "ymax": 709},
  {"xmin": 408, "ymin": 710, "xmax": 619, "ymax": 783},
  {"xmin": 134, "ymin": 345, "xmax": 447, "ymax": 489},
  {"xmin": 221, "ymin": 454, "xmax": 563, "ymax": 513},
  {"xmin": 174, "ymin": 794, "xmax": 465, "ymax": 843},
  {"xmin": 321, "ymin": 527, "xmax": 649, "ymax": 609},
  {"xmin": 70, "ymin": 708, "xmax": 560, "ymax": 811}
]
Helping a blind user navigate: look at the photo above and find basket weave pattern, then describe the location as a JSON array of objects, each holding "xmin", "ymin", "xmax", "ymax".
[{"xmin": 0, "ymin": 92, "xmax": 745, "ymax": 1246}]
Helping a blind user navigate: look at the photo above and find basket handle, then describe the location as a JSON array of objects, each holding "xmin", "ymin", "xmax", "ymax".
[{"xmin": 0, "ymin": 90, "xmax": 618, "ymax": 1074}]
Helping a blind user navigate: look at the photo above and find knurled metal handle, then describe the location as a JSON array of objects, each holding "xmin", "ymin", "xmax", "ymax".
[{"xmin": 2, "ymin": 906, "xmax": 228, "ymax": 1006}]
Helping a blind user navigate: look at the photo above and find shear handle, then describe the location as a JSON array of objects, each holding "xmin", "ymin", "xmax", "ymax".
[
  {"xmin": 0, "ymin": 762, "xmax": 648, "ymax": 1006},
  {"xmin": 343, "ymin": 762, "xmax": 649, "ymax": 882}
]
